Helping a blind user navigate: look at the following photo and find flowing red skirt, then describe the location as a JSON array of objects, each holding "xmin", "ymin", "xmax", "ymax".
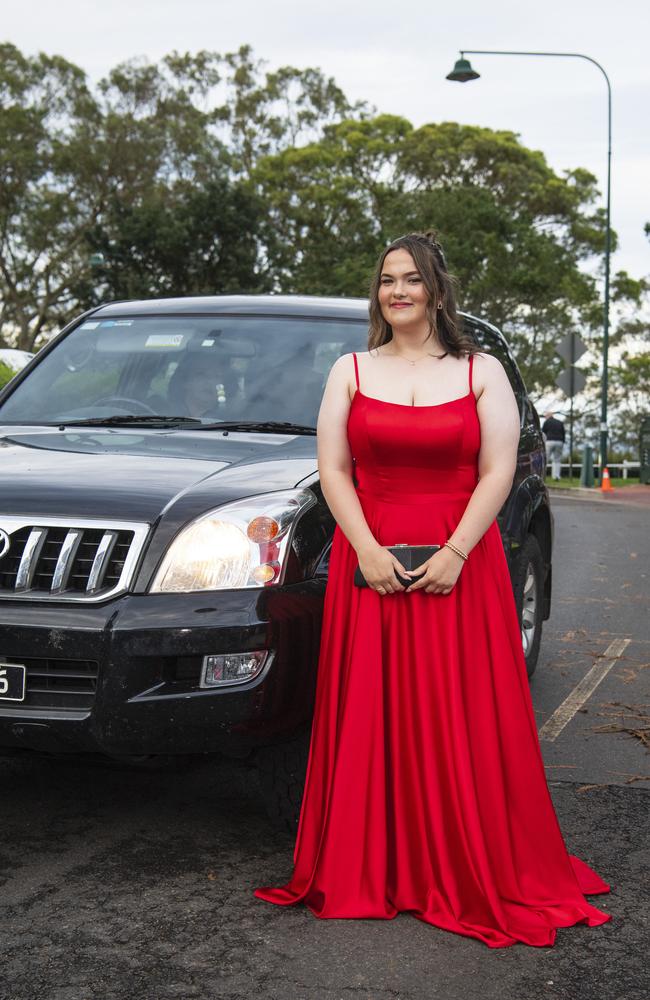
[{"xmin": 254, "ymin": 487, "xmax": 612, "ymax": 948}]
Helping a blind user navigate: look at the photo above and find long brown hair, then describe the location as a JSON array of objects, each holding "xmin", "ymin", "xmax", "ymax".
[{"xmin": 368, "ymin": 230, "xmax": 477, "ymax": 357}]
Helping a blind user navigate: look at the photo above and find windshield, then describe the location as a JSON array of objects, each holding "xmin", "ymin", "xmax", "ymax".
[{"xmin": 0, "ymin": 314, "xmax": 369, "ymax": 428}]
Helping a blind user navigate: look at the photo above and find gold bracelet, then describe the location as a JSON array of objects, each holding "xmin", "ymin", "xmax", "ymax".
[{"xmin": 444, "ymin": 540, "xmax": 468, "ymax": 561}]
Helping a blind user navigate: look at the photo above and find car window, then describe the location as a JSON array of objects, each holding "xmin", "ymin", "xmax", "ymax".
[{"xmin": 0, "ymin": 316, "xmax": 370, "ymax": 428}]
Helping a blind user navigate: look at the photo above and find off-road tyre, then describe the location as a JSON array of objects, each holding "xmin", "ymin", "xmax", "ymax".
[
  {"xmin": 254, "ymin": 731, "xmax": 311, "ymax": 833},
  {"xmin": 512, "ymin": 533, "xmax": 545, "ymax": 677}
]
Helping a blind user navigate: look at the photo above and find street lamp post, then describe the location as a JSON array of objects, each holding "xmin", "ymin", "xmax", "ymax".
[{"xmin": 446, "ymin": 49, "xmax": 612, "ymax": 471}]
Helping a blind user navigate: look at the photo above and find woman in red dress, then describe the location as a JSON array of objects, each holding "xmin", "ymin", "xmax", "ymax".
[{"xmin": 253, "ymin": 230, "xmax": 612, "ymax": 948}]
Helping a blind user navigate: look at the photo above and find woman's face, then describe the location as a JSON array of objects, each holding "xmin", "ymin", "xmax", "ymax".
[{"xmin": 378, "ymin": 248, "xmax": 430, "ymax": 327}]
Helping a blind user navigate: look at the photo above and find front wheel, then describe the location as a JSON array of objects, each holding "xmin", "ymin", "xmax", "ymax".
[
  {"xmin": 512, "ymin": 534, "xmax": 545, "ymax": 677},
  {"xmin": 253, "ymin": 730, "xmax": 311, "ymax": 833}
]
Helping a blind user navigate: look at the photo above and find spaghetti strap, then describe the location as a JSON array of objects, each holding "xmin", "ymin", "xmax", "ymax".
[
  {"xmin": 352, "ymin": 352, "xmax": 360, "ymax": 391},
  {"xmin": 468, "ymin": 353, "xmax": 474, "ymax": 394}
]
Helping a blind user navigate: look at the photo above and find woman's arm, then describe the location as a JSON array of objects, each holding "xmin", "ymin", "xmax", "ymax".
[
  {"xmin": 316, "ymin": 354, "xmax": 377, "ymax": 555},
  {"xmin": 446, "ymin": 351, "xmax": 521, "ymax": 556}
]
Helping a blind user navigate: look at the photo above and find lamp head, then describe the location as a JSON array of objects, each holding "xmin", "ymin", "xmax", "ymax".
[{"xmin": 446, "ymin": 57, "xmax": 480, "ymax": 82}]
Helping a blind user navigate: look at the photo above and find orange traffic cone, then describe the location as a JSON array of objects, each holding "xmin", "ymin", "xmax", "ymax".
[{"xmin": 600, "ymin": 466, "xmax": 614, "ymax": 492}]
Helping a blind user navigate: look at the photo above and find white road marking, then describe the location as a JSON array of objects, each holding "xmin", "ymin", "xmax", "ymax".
[{"xmin": 538, "ymin": 638, "xmax": 632, "ymax": 742}]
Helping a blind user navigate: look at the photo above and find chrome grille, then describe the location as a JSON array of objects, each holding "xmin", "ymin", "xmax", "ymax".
[{"xmin": 0, "ymin": 517, "xmax": 149, "ymax": 601}]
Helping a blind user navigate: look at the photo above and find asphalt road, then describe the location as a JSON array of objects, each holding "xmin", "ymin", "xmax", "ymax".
[{"xmin": 1, "ymin": 498, "xmax": 648, "ymax": 1000}]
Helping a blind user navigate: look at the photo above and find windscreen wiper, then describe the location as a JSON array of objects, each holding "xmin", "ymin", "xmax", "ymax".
[
  {"xmin": 196, "ymin": 420, "xmax": 317, "ymax": 435},
  {"xmin": 52, "ymin": 415, "xmax": 204, "ymax": 427}
]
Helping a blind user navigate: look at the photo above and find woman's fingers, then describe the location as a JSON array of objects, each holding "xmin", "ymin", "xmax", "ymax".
[
  {"xmin": 404, "ymin": 560, "xmax": 428, "ymax": 577},
  {"xmin": 375, "ymin": 565, "xmax": 408, "ymax": 594},
  {"xmin": 410, "ymin": 575, "xmax": 453, "ymax": 594},
  {"xmin": 402, "ymin": 560, "xmax": 433, "ymax": 591},
  {"xmin": 405, "ymin": 550, "xmax": 463, "ymax": 593},
  {"xmin": 371, "ymin": 555, "xmax": 457, "ymax": 595}
]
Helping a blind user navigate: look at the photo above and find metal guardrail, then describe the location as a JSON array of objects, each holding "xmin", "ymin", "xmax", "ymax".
[{"xmin": 546, "ymin": 460, "xmax": 640, "ymax": 478}]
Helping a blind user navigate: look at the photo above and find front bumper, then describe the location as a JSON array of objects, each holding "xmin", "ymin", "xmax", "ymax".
[{"xmin": 0, "ymin": 582, "xmax": 325, "ymax": 758}]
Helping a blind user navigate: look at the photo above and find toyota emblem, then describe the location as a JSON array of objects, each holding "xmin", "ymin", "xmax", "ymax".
[{"xmin": 0, "ymin": 529, "xmax": 9, "ymax": 559}]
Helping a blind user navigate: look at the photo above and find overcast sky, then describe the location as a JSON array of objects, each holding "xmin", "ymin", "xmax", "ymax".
[{"xmin": 5, "ymin": 0, "xmax": 650, "ymax": 283}]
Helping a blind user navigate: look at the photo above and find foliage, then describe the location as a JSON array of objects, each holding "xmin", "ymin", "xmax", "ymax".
[
  {"xmin": 0, "ymin": 41, "xmax": 647, "ymax": 449},
  {"xmin": 0, "ymin": 362, "xmax": 15, "ymax": 389},
  {"xmin": 607, "ymin": 344, "xmax": 650, "ymax": 450},
  {"xmin": 0, "ymin": 43, "xmax": 366, "ymax": 348},
  {"xmin": 251, "ymin": 117, "xmax": 614, "ymax": 394},
  {"xmin": 0, "ymin": 43, "xmax": 102, "ymax": 350},
  {"xmin": 562, "ymin": 269, "xmax": 650, "ymax": 453}
]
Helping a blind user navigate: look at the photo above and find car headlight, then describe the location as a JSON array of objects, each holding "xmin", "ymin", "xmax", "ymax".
[{"xmin": 149, "ymin": 488, "xmax": 317, "ymax": 593}]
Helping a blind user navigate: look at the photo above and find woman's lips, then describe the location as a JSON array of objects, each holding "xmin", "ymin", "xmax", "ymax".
[{"xmin": 390, "ymin": 303, "xmax": 412, "ymax": 308}]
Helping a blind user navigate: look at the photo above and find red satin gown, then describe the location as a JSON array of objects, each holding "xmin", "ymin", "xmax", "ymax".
[{"xmin": 254, "ymin": 351, "xmax": 612, "ymax": 948}]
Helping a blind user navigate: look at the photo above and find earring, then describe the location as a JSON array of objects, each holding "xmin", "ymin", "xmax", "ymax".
[{"xmin": 437, "ymin": 302, "xmax": 443, "ymax": 309}]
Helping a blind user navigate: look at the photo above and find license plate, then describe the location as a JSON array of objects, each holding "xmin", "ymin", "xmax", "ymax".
[{"xmin": 0, "ymin": 663, "xmax": 26, "ymax": 702}]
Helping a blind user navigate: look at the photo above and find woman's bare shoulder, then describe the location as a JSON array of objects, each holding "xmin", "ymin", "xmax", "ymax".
[
  {"xmin": 470, "ymin": 349, "xmax": 499, "ymax": 362},
  {"xmin": 470, "ymin": 351, "xmax": 513, "ymax": 403},
  {"xmin": 331, "ymin": 349, "xmax": 372, "ymax": 360},
  {"xmin": 325, "ymin": 353, "xmax": 358, "ymax": 395},
  {"xmin": 471, "ymin": 350, "xmax": 507, "ymax": 374},
  {"xmin": 328, "ymin": 350, "xmax": 376, "ymax": 376},
  {"xmin": 335, "ymin": 350, "xmax": 373, "ymax": 361},
  {"xmin": 326, "ymin": 352, "xmax": 348, "ymax": 368},
  {"xmin": 328, "ymin": 352, "xmax": 359, "ymax": 375}
]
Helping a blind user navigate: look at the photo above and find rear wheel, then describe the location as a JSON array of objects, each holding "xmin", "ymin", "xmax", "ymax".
[{"xmin": 512, "ymin": 534, "xmax": 545, "ymax": 677}]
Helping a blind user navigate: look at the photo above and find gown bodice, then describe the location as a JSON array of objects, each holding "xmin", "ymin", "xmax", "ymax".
[{"xmin": 347, "ymin": 352, "xmax": 481, "ymax": 500}]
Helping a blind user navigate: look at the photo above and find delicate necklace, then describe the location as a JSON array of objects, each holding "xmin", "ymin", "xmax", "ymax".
[{"xmin": 380, "ymin": 347, "xmax": 449, "ymax": 366}]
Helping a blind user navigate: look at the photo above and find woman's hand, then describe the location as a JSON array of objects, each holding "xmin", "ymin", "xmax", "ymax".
[
  {"xmin": 356, "ymin": 544, "xmax": 409, "ymax": 594},
  {"xmin": 403, "ymin": 546, "xmax": 465, "ymax": 595}
]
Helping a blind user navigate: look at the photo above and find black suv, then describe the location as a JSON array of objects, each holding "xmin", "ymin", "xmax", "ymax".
[{"xmin": 0, "ymin": 295, "xmax": 553, "ymax": 829}]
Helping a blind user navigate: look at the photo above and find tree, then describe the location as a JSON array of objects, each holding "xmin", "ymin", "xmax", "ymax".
[
  {"xmin": 212, "ymin": 44, "xmax": 372, "ymax": 178},
  {"xmin": 2, "ymin": 42, "xmax": 645, "ymax": 445},
  {"xmin": 0, "ymin": 362, "xmax": 15, "ymax": 389},
  {"xmin": 0, "ymin": 44, "xmax": 370, "ymax": 347},
  {"xmin": 72, "ymin": 54, "xmax": 268, "ymax": 305},
  {"xmin": 251, "ymin": 117, "xmax": 613, "ymax": 393},
  {"xmin": 0, "ymin": 43, "xmax": 103, "ymax": 350},
  {"xmin": 596, "ymin": 269, "xmax": 650, "ymax": 452}
]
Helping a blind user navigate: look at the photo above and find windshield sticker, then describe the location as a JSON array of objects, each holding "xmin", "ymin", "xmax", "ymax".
[
  {"xmin": 201, "ymin": 339, "xmax": 215, "ymax": 347},
  {"xmin": 145, "ymin": 334, "xmax": 185, "ymax": 349},
  {"xmin": 80, "ymin": 321, "xmax": 100, "ymax": 329},
  {"xmin": 114, "ymin": 320, "xmax": 134, "ymax": 327}
]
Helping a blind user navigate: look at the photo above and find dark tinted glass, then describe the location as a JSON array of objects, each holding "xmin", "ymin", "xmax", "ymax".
[{"xmin": 0, "ymin": 315, "xmax": 369, "ymax": 427}]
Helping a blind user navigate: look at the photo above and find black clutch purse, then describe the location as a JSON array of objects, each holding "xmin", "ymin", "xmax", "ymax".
[{"xmin": 354, "ymin": 543, "xmax": 441, "ymax": 588}]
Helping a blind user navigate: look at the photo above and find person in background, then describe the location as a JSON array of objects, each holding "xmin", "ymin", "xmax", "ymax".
[{"xmin": 542, "ymin": 410, "xmax": 565, "ymax": 481}]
